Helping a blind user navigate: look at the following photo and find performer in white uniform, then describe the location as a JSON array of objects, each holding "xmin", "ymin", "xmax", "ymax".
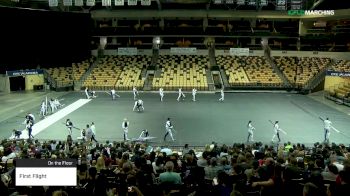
[
  {"xmin": 164, "ymin": 118, "xmax": 175, "ymax": 141},
  {"xmin": 85, "ymin": 87, "xmax": 90, "ymax": 99},
  {"xmin": 177, "ymin": 88, "xmax": 185, "ymax": 101},
  {"xmin": 54, "ymin": 99, "xmax": 63, "ymax": 109},
  {"xmin": 159, "ymin": 88, "xmax": 164, "ymax": 102},
  {"xmin": 122, "ymin": 118, "xmax": 130, "ymax": 141},
  {"xmin": 66, "ymin": 119, "xmax": 73, "ymax": 135},
  {"xmin": 49, "ymin": 98, "xmax": 56, "ymax": 114},
  {"xmin": 272, "ymin": 121, "xmax": 281, "ymax": 142},
  {"xmin": 40, "ymin": 100, "xmax": 47, "ymax": 118},
  {"xmin": 219, "ymin": 88, "xmax": 224, "ymax": 101},
  {"xmin": 139, "ymin": 129, "xmax": 149, "ymax": 139},
  {"xmin": 247, "ymin": 120, "xmax": 255, "ymax": 142},
  {"xmin": 192, "ymin": 88, "xmax": 197, "ymax": 102},
  {"xmin": 323, "ymin": 118, "xmax": 332, "ymax": 143},
  {"xmin": 90, "ymin": 122, "xmax": 98, "ymax": 142},
  {"xmin": 110, "ymin": 89, "xmax": 120, "ymax": 100},
  {"xmin": 133, "ymin": 86, "xmax": 139, "ymax": 100},
  {"xmin": 133, "ymin": 99, "xmax": 144, "ymax": 112}
]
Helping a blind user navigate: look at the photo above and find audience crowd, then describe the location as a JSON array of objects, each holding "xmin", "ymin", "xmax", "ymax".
[{"xmin": 1, "ymin": 138, "xmax": 350, "ymax": 196}]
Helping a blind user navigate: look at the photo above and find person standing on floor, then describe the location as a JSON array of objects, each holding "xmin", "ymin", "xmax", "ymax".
[
  {"xmin": 133, "ymin": 86, "xmax": 139, "ymax": 100},
  {"xmin": 90, "ymin": 122, "xmax": 98, "ymax": 142},
  {"xmin": 111, "ymin": 89, "xmax": 120, "ymax": 100},
  {"xmin": 272, "ymin": 121, "xmax": 281, "ymax": 142},
  {"xmin": 26, "ymin": 118, "xmax": 34, "ymax": 139},
  {"xmin": 84, "ymin": 87, "xmax": 90, "ymax": 99},
  {"xmin": 159, "ymin": 88, "xmax": 164, "ymax": 102},
  {"xmin": 218, "ymin": 88, "xmax": 224, "ymax": 102},
  {"xmin": 323, "ymin": 117, "xmax": 332, "ymax": 143},
  {"xmin": 177, "ymin": 88, "xmax": 185, "ymax": 101},
  {"xmin": 192, "ymin": 88, "xmax": 197, "ymax": 102},
  {"xmin": 247, "ymin": 120, "xmax": 255, "ymax": 142},
  {"xmin": 86, "ymin": 124, "xmax": 97, "ymax": 143},
  {"xmin": 40, "ymin": 100, "xmax": 47, "ymax": 118},
  {"xmin": 122, "ymin": 118, "xmax": 130, "ymax": 141},
  {"xmin": 164, "ymin": 118, "xmax": 175, "ymax": 141},
  {"xmin": 66, "ymin": 119, "xmax": 73, "ymax": 135}
]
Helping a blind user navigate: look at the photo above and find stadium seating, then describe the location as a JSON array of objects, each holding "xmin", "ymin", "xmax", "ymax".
[
  {"xmin": 216, "ymin": 56, "xmax": 283, "ymax": 86},
  {"xmin": 331, "ymin": 60, "xmax": 350, "ymax": 72},
  {"xmin": 274, "ymin": 57, "xmax": 297, "ymax": 85},
  {"xmin": 152, "ymin": 55, "xmax": 208, "ymax": 90},
  {"xmin": 72, "ymin": 57, "xmax": 95, "ymax": 81},
  {"xmin": 295, "ymin": 57, "xmax": 331, "ymax": 88},
  {"xmin": 83, "ymin": 55, "xmax": 151, "ymax": 90},
  {"xmin": 83, "ymin": 56, "xmax": 123, "ymax": 90},
  {"xmin": 115, "ymin": 56, "xmax": 151, "ymax": 90},
  {"xmin": 46, "ymin": 67, "xmax": 73, "ymax": 87},
  {"xmin": 274, "ymin": 57, "xmax": 331, "ymax": 88},
  {"xmin": 46, "ymin": 58, "xmax": 95, "ymax": 88}
]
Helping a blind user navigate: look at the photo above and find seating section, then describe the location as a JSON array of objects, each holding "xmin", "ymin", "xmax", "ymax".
[
  {"xmin": 331, "ymin": 60, "xmax": 350, "ymax": 72},
  {"xmin": 274, "ymin": 57, "xmax": 331, "ymax": 87},
  {"xmin": 72, "ymin": 57, "xmax": 95, "ymax": 81},
  {"xmin": 327, "ymin": 82, "xmax": 350, "ymax": 100},
  {"xmin": 83, "ymin": 56, "xmax": 151, "ymax": 90},
  {"xmin": 46, "ymin": 58, "xmax": 94, "ymax": 87},
  {"xmin": 295, "ymin": 57, "xmax": 331, "ymax": 87},
  {"xmin": 274, "ymin": 57, "xmax": 297, "ymax": 85},
  {"xmin": 46, "ymin": 67, "xmax": 73, "ymax": 87},
  {"xmin": 216, "ymin": 56, "xmax": 250, "ymax": 85},
  {"xmin": 115, "ymin": 56, "xmax": 151, "ymax": 90},
  {"xmin": 153, "ymin": 55, "xmax": 208, "ymax": 90},
  {"xmin": 217, "ymin": 56, "xmax": 283, "ymax": 86},
  {"xmin": 83, "ymin": 56, "xmax": 123, "ymax": 90}
]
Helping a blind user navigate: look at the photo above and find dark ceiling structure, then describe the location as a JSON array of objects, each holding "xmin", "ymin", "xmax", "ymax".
[{"xmin": 1, "ymin": 0, "xmax": 350, "ymax": 12}]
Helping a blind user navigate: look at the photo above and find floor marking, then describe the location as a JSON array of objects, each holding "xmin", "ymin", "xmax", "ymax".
[{"xmin": 10, "ymin": 99, "xmax": 91, "ymax": 139}]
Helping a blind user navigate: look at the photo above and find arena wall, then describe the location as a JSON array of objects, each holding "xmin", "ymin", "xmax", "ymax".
[
  {"xmin": 0, "ymin": 74, "xmax": 10, "ymax": 93},
  {"xmin": 25, "ymin": 74, "xmax": 44, "ymax": 91}
]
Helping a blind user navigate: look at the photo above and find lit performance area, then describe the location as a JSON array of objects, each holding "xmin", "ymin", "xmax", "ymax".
[{"xmin": 1, "ymin": 91, "xmax": 349, "ymax": 146}]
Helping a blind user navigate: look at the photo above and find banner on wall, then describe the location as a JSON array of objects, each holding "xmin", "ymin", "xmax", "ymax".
[
  {"xmin": 6, "ymin": 69, "xmax": 44, "ymax": 77},
  {"xmin": 170, "ymin": 47, "xmax": 197, "ymax": 54},
  {"xmin": 128, "ymin": 0, "xmax": 137, "ymax": 6},
  {"xmin": 118, "ymin": 48, "xmax": 138, "ymax": 55},
  {"xmin": 63, "ymin": 0, "xmax": 72, "ymax": 6},
  {"xmin": 326, "ymin": 70, "xmax": 350, "ymax": 77},
  {"xmin": 115, "ymin": 0, "xmax": 124, "ymax": 5},
  {"xmin": 86, "ymin": 0, "xmax": 95, "ymax": 6},
  {"xmin": 74, "ymin": 0, "xmax": 83, "ymax": 6},
  {"xmin": 48, "ymin": 0, "xmax": 58, "ymax": 7},
  {"xmin": 102, "ymin": 0, "xmax": 111, "ymax": 6},
  {"xmin": 229, "ymin": 48, "xmax": 249, "ymax": 56}
]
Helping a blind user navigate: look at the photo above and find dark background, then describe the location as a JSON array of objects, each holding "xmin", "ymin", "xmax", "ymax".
[{"xmin": 0, "ymin": 6, "xmax": 92, "ymax": 74}]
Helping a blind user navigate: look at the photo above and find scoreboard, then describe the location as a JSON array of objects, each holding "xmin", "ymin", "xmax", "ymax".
[{"xmin": 218, "ymin": 0, "xmax": 304, "ymax": 10}]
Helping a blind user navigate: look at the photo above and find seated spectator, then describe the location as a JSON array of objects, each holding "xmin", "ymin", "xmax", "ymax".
[
  {"xmin": 303, "ymin": 182, "xmax": 326, "ymax": 196},
  {"xmin": 159, "ymin": 161, "xmax": 182, "ymax": 185},
  {"xmin": 322, "ymin": 163, "xmax": 338, "ymax": 181},
  {"xmin": 205, "ymin": 157, "xmax": 222, "ymax": 180}
]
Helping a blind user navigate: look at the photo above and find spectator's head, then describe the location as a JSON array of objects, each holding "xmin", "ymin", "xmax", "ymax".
[
  {"xmin": 303, "ymin": 182, "xmax": 322, "ymax": 196},
  {"xmin": 327, "ymin": 164, "xmax": 338, "ymax": 175},
  {"xmin": 165, "ymin": 161, "xmax": 174, "ymax": 172},
  {"xmin": 52, "ymin": 190, "xmax": 68, "ymax": 196},
  {"xmin": 210, "ymin": 157, "xmax": 217, "ymax": 167}
]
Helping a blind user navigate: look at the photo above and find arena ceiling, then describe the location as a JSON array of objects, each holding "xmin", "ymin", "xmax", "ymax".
[{"xmin": 1, "ymin": 0, "xmax": 350, "ymax": 12}]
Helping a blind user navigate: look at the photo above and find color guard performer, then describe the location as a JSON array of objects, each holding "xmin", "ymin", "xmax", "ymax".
[
  {"xmin": 159, "ymin": 88, "xmax": 164, "ymax": 102},
  {"xmin": 122, "ymin": 118, "xmax": 130, "ymax": 141},
  {"xmin": 164, "ymin": 118, "xmax": 175, "ymax": 141},
  {"xmin": 192, "ymin": 88, "xmax": 197, "ymax": 102},
  {"xmin": 177, "ymin": 88, "xmax": 185, "ymax": 101},
  {"xmin": 247, "ymin": 120, "xmax": 255, "ymax": 142}
]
